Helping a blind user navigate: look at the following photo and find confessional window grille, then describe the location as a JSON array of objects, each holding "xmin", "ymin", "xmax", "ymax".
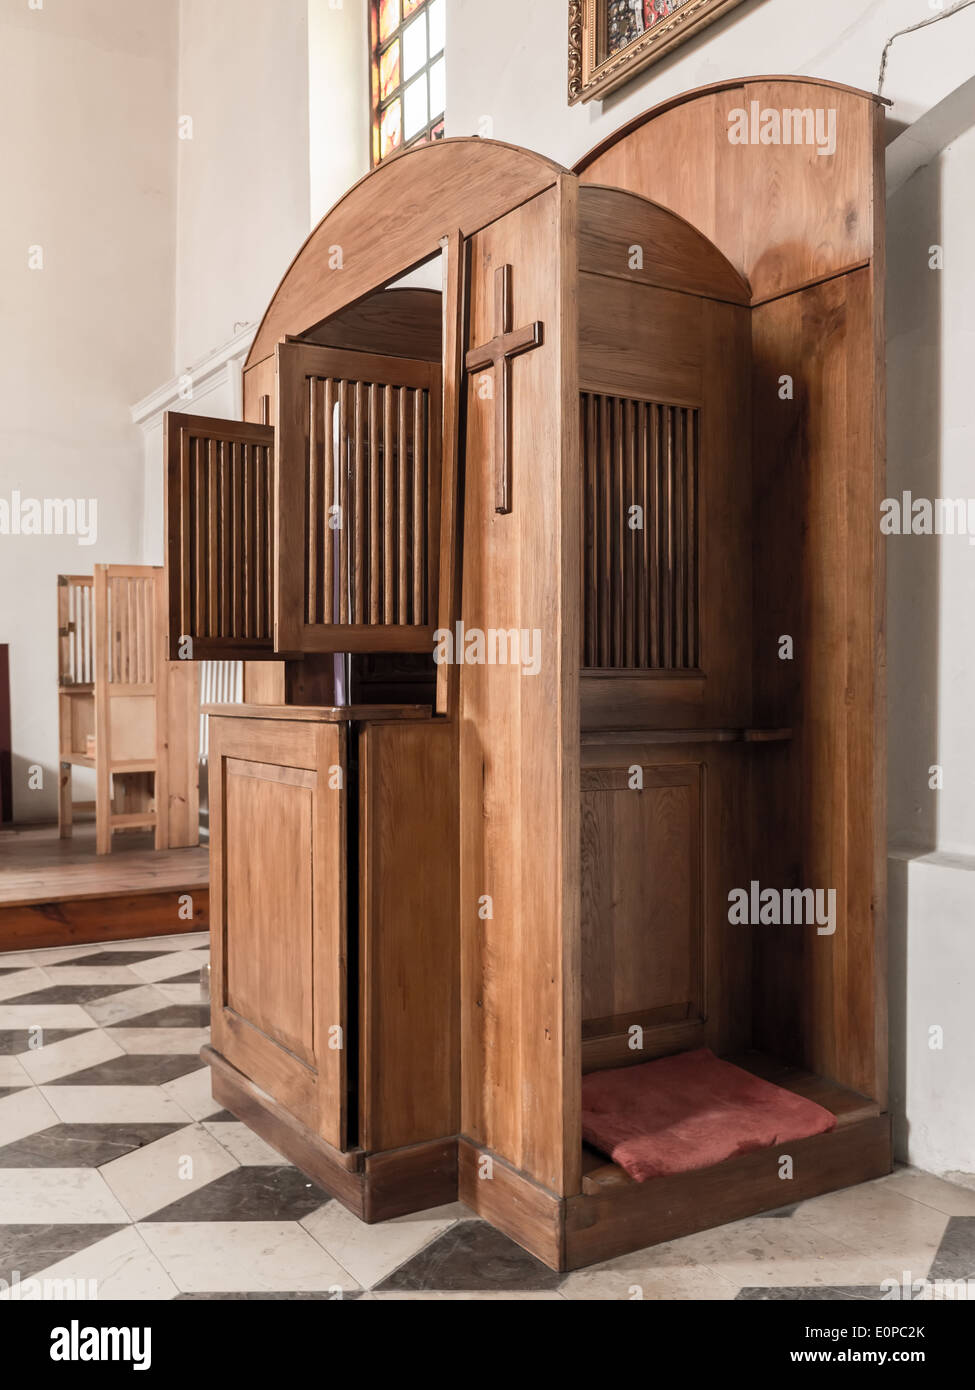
[
  {"xmin": 305, "ymin": 377, "xmax": 432, "ymax": 628},
  {"xmin": 182, "ymin": 434, "xmax": 275, "ymax": 647},
  {"xmin": 370, "ymin": 0, "xmax": 445, "ymax": 165},
  {"xmin": 581, "ymin": 391, "xmax": 700, "ymax": 670}
]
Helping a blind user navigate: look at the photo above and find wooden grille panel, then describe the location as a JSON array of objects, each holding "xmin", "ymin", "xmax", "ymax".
[
  {"xmin": 581, "ymin": 392, "xmax": 699, "ymax": 670},
  {"xmin": 275, "ymin": 343, "xmax": 441, "ymax": 654},
  {"xmin": 165, "ymin": 413, "xmax": 275, "ymax": 659},
  {"xmin": 305, "ymin": 377, "xmax": 431, "ymax": 628},
  {"xmin": 106, "ymin": 573, "xmax": 155, "ymax": 685},
  {"xmin": 58, "ymin": 575, "xmax": 93, "ymax": 686}
]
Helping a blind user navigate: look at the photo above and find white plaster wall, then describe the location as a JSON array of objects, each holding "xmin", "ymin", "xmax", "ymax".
[
  {"xmin": 888, "ymin": 120, "xmax": 975, "ymax": 858},
  {"xmin": 889, "ymin": 849, "xmax": 975, "ymax": 1175},
  {"xmin": 445, "ymin": 0, "xmax": 975, "ymax": 162},
  {"xmin": 309, "ymin": 0, "xmax": 370, "ymax": 225},
  {"xmin": 0, "ymin": 0, "xmax": 178, "ymax": 821},
  {"xmin": 134, "ymin": 330, "xmax": 253, "ymax": 567},
  {"xmin": 933, "ymin": 122, "xmax": 975, "ymax": 857},
  {"xmin": 886, "ymin": 121, "xmax": 975, "ymax": 1175},
  {"xmin": 174, "ymin": 0, "xmax": 311, "ymax": 370}
]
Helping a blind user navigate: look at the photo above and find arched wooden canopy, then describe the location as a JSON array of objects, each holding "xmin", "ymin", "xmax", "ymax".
[
  {"xmin": 245, "ymin": 137, "xmax": 567, "ymax": 370},
  {"xmin": 574, "ymin": 75, "xmax": 887, "ymax": 305}
]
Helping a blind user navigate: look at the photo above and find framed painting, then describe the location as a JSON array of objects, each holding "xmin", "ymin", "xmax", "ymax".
[{"xmin": 568, "ymin": 0, "xmax": 748, "ymax": 104}]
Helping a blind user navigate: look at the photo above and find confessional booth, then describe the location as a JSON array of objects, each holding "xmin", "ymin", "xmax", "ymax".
[
  {"xmin": 164, "ymin": 78, "xmax": 889, "ymax": 1270},
  {"xmin": 57, "ymin": 566, "xmax": 199, "ymax": 854}
]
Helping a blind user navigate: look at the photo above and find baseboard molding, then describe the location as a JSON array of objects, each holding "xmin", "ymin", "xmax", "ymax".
[
  {"xmin": 205, "ymin": 1049, "xmax": 893, "ymax": 1274},
  {"xmin": 205, "ymin": 1045, "xmax": 458, "ymax": 1223},
  {"xmin": 0, "ymin": 887, "xmax": 209, "ymax": 952},
  {"xmin": 563, "ymin": 1113, "xmax": 893, "ymax": 1271},
  {"xmin": 457, "ymin": 1137, "xmax": 564, "ymax": 1269}
]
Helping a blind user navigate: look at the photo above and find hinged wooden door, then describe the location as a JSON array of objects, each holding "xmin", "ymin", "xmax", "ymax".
[
  {"xmin": 164, "ymin": 411, "xmax": 276, "ymax": 661},
  {"xmin": 209, "ymin": 713, "xmax": 349, "ymax": 1151},
  {"xmin": 274, "ymin": 343, "xmax": 443, "ymax": 654}
]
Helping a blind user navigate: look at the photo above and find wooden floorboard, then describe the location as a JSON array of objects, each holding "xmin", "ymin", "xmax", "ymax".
[
  {"xmin": 0, "ymin": 822, "xmax": 209, "ymax": 950},
  {"xmin": 0, "ymin": 822, "xmax": 208, "ymax": 905}
]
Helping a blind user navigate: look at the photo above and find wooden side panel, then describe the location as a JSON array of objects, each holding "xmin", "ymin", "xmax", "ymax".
[
  {"xmin": 581, "ymin": 765, "xmax": 702, "ymax": 1035},
  {"xmin": 460, "ymin": 178, "xmax": 581, "ymax": 1196},
  {"xmin": 750, "ymin": 268, "xmax": 885, "ymax": 1104},
  {"xmin": 209, "ymin": 715, "xmax": 348, "ymax": 1148},
  {"xmin": 576, "ymin": 80, "xmax": 877, "ymax": 304},
  {"xmin": 164, "ymin": 412, "xmax": 276, "ymax": 661},
  {"xmin": 580, "ymin": 740, "xmax": 750, "ymax": 1069},
  {"xmin": 436, "ymin": 230, "xmax": 466, "ymax": 717},
  {"xmin": 162, "ymin": 658, "xmax": 200, "ymax": 849},
  {"xmin": 358, "ymin": 720, "xmax": 458, "ymax": 1152}
]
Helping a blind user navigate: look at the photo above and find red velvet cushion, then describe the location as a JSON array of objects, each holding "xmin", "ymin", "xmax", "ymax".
[{"xmin": 582, "ymin": 1048, "xmax": 837, "ymax": 1182}]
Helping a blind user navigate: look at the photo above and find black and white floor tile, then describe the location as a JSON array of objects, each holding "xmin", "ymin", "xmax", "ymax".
[{"xmin": 0, "ymin": 934, "xmax": 973, "ymax": 1300}]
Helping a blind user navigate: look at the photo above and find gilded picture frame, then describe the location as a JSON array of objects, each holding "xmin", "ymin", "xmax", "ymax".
[{"xmin": 568, "ymin": 0, "xmax": 749, "ymax": 105}]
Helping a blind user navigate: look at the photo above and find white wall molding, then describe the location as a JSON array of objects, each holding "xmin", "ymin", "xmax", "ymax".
[
  {"xmin": 130, "ymin": 324, "xmax": 256, "ymax": 431},
  {"xmin": 887, "ymin": 73, "xmax": 975, "ymax": 196}
]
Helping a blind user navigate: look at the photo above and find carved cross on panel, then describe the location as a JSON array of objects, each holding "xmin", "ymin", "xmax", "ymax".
[{"xmin": 465, "ymin": 263, "xmax": 543, "ymax": 515}]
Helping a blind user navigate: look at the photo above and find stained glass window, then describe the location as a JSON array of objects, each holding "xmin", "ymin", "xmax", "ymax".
[{"xmin": 371, "ymin": 0, "xmax": 445, "ymax": 165}]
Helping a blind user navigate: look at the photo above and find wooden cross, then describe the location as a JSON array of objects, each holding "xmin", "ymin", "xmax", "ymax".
[{"xmin": 465, "ymin": 264, "xmax": 543, "ymax": 515}]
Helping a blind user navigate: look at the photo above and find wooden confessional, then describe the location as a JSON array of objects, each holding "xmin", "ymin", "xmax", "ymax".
[
  {"xmin": 168, "ymin": 78, "xmax": 889, "ymax": 1270},
  {"xmin": 57, "ymin": 566, "xmax": 200, "ymax": 853}
]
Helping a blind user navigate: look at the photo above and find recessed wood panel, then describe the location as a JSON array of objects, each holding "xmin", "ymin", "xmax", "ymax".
[
  {"xmin": 581, "ymin": 764, "xmax": 702, "ymax": 1035},
  {"xmin": 108, "ymin": 697, "xmax": 155, "ymax": 763},
  {"xmin": 225, "ymin": 762, "xmax": 315, "ymax": 1066},
  {"xmin": 578, "ymin": 275, "xmax": 702, "ymax": 403},
  {"xmin": 209, "ymin": 715, "xmax": 347, "ymax": 1149}
]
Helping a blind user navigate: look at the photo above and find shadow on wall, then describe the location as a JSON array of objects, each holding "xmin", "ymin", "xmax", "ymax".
[{"xmin": 885, "ymin": 154, "xmax": 941, "ymax": 1164}]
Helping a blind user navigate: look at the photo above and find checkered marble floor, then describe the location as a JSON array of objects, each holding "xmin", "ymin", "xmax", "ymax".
[{"xmin": 0, "ymin": 934, "xmax": 973, "ymax": 1300}]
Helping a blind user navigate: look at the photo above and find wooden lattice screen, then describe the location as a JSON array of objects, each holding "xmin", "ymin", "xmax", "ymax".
[
  {"xmin": 580, "ymin": 392, "xmax": 700, "ymax": 671},
  {"xmin": 165, "ymin": 413, "xmax": 276, "ymax": 660},
  {"xmin": 276, "ymin": 342, "xmax": 442, "ymax": 653},
  {"xmin": 105, "ymin": 571, "xmax": 156, "ymax": 686},
  {"xmin": 57, "ymin": 575, "xmax": 94, "ymax": 687}
]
